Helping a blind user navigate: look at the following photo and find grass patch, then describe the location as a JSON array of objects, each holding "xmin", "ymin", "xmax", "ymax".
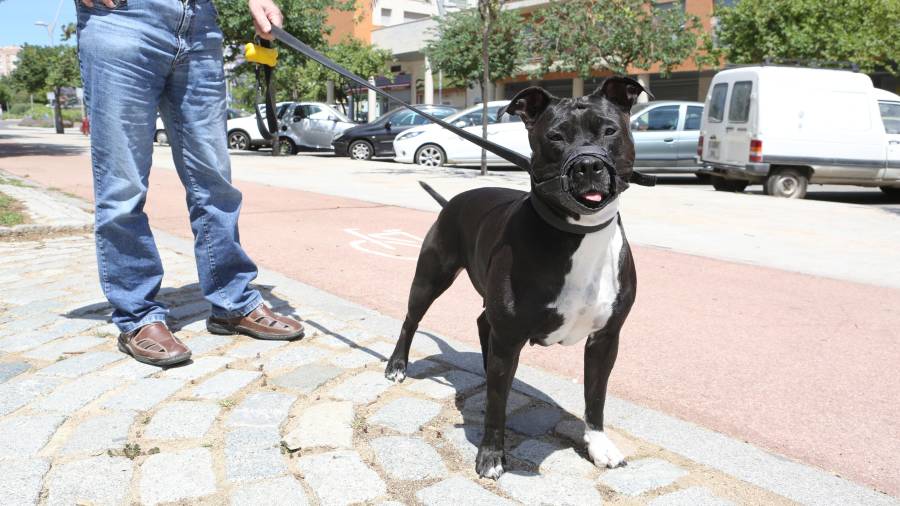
[
  {"xmin": 0, "ymin": 176, "xmax": 27, "ymax": 187},
  {"xmin": 0, "ymin": 191, "xmax": 26, "ymax": 227}
]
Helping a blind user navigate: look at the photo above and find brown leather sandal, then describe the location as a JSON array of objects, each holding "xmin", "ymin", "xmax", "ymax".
[
  {"xmin": 118, "ymin": 322, "xmax": 192, "ymax": 366},
  {"xmin": 206, "ymin": 304, "xmax": 305, "ymax": 341}
]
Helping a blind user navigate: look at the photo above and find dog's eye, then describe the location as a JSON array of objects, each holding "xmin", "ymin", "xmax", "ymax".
[
  {"xmin": 604, "ymin": 127, "xmax": 617, "ymax": 136},
  {"xmin": 546, "ymin": 132, "xmax": 564, "ymax": 142}
]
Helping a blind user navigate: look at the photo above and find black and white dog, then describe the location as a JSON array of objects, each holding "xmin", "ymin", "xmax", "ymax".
[{"xmin": 385, "ymin": 76, "xmax": 650, "ymax": 479}]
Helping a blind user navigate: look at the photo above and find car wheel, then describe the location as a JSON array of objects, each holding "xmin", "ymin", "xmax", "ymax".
[
  {"xmin": 695, "ymin": 173, "xmax": 712, "ymax": 184},
  {"xmin": 415, "ymin": 144, "xmax": 446, "ymax": 167},
  {"xmin": 349, "ymin": 140, "xmax": 374, "ymax": 160},
  {"xmin": 879, "ymin": 186, "xmax": 900, "ymax": 198},
  {"xmin": 711, "ymin": 178, "xmax": 749, "ymax": 192},
  {"xmin": 764, "ymin": 168, "xmax": 808, "ymax": 199},
  {"xmin": 228, "ymin": 130, "xmax": 251, "ymax": 150},
  {"xmin": 155, "ymin": 129, "xmax": 168, "ymax": 145},
  {"xmin": 276, "ymin": 138, "xmax": 296, "ymax": 156}
]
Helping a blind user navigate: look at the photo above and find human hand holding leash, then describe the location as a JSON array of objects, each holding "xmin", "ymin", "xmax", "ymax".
[{"xmin": 249, "ymin": 0, "xmax": 283, "ymax": 40}]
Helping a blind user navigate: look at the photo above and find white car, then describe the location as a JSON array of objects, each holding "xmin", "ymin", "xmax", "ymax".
[
  {"xmin": 393, "ymin": 101, "xmax": 531, "ymax": 167},
  {"xmin": 226, "ymin": 102, "xmax": 291, "ymax": 150},
  {"xmin": 155, "ymin": 108, "xmax": 254, "ymax": 146}
]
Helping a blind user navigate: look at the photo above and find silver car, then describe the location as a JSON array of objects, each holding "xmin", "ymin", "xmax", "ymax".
[
  {"xmin": 630, "ymin": 101, "xmax": 704, "ymax": 174},
  {"xmin": 277, "ymin": 102, "xmax": 356, "ymax": 155}
]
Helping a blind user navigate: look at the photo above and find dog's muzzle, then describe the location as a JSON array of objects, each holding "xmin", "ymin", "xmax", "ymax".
[{"xmin": 532, "ymin": 147, "xmax": 620, "ymax": 215}]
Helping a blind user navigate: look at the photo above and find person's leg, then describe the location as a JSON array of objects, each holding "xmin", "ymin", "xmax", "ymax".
[
  {"xmin": 76, "ymin": 0, "xmax": 191, "ymax": 364},
  {"xmin": 159, "ymin": 0, "xmax": 263, "ymax": 318}
]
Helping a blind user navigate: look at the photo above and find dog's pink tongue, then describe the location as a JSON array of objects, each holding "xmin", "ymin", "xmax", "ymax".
[{"xmin": 583, "ymin": 192, "xmax": 603, "ymax": 202}]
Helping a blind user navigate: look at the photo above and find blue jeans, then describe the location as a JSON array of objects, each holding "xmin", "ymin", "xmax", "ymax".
[{"xmin": 76, "ymin": 0, "xmax": 262, "ymax": 333}]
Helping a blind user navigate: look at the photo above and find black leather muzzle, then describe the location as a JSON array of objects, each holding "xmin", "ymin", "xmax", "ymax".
[{"xmin": 532, "ymin": 147, "xmax": 620, "ymax": 215}]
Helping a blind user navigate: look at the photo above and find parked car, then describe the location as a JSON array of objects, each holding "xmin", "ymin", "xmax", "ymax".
[
  {"xmin": 276, "ymin": 102, "xmax": 356, "ymax": 155},
  {"xmin": 630, "ymin": 101, "xmax": 705, "ymax": 175},
  {"xmin": 333, "ymin": 105, "xmax": 459, "ymax": 160},
  {"xmin": 698, "ymin": 66, "xmax": 900, "ymax": 198},
  {"xmin": 226, "ymin": 102, "xmax": 292, "ymax": 150},
  {"xmin": 393, "ymin": 101, "xmax": 531, "ymax": 167},
  {"xmin": 156, "ymin": 108, "xmax": 250, "ymax": 146}
]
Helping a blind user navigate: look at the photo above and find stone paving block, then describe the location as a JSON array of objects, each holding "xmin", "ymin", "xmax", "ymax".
[
  {"xmin": 510, "ymin": 439, "xmax": 596, "ymax": 477},
  {"xmin": 444, "ymin": 425, "xmax": 483, "ymax": 462},
  {"xmin": 23, "ymin": 335, "xmax": 106, "ymax": 360},
  {"xmin": 283, "ymin": 400, "xmax": 353, "ymax": 450},
  {"xmin": 370, "ymin": 397, "xmax": 442, "ymax": 434},
  {"xmin": 404, "ymin": 358, "xmax": 442, "ymax": 378},
  {"xmin": 61, "ymin": 411, "xmax": 136, "ymax": 456},
  {"xmin": 182, "ymin": 334, "xmax": 233, "ymax": 354},
  {"xmin": 101, "ymin": 378, "xmax": 186, "ymax": 411},
  {"xmin": 0, "ymin": 361, "xmax": 29, "ymax": 383},
  {"xmin": 226, "ymin": 391, "xmax": 296, "ymax": 428},
  {"xmin": 230, "ymin": 475, "xmax": 309, "ymax": 506},
  {"xmin": 191, "ymin": 369, "xmax": 260, "ymax": 399},
  {"xmin": 462, "ymin": 389, "xmax": 531, "ymax": 422},
  {"xmin": 649, "ymin": 486, "xmax": 736, "ymax": 506},
  {"xmin": 405, "ymin": 369, "xmax": 484, "ymax": 399},
  {"xmin": 36, "ymin": 351, "xmax": 121, "ymax": 378},
  {"xmin": 161, "ymin": 356, "xmax": 234, "ymax": 380},
  {"xmin": 144, "ymin": 401, "xmax": 220, "ymax": 439},
  {"xmin": 555, "ymin": 419, "xmax": 584, "ymax": 441},
  {"xmin": 498, "ymin": 471, "xmax": 603, "ymax": 505},
  {"xmin": 329, "ymin": 370, "xmax": 394, "ymax": 404},
  {"xmin": 328, "ymin": 345, "xmax": 383, "ymax": 368},
  {"xmin": 297, "ymin": 450, "xmax": 386, "ymax": 506},
  {"xmin": 304, "ymin": 315, "xmax": 351, "ymax": 336},
  {"xmin": 598, "ymin": 458, "xmax": 688, "ymax": 496},
  {"xmin": 0, "ymin": 414, "xmax": 64, "ymax": 456},
  {"xmin": 31, "ymin": 374, "xmax": 121, "ymax": 414},
  {"xmin": 508, "ymin": 405, "xmax": 563, "ymax": 436},
  {"xmin": 0, "ymin": 458, "xmax": 49, "ymax": 506},
  {"xmin": 97, "ymin": 359, "xmax": 159, "ymax": 380},
  {"xmin": 0, "ymin": 330, "xmax": 68, "ymax": 353},
  {"xmin": 271, "ymin": 363, "xmax": 342, "ymax": 393},
  {"xmin": 0, "ymin": 312, "xmax": 59, "ymax": 335},
  {"xmin": 179, "ymin": 319, "xmax": 209, "ymax": 333},
  {"xmin": 140, "ymin": 447, "xmax": 217, "ymax": 505},
  {"xmin": 416, "ymin": 475, "xmax": 517, "ymax": 506},
  {"xmin": 42, "ymin": 318, "xmax": 102, "ymax": 339},
  {"xmin": 46, "ymin": 455, "xmax": 133, "ymax": 506},
  {"xmin": 226, "ymin": 340, "xmax": 288, "ymax": 359},
  {"xmin": 371, "ymin": 436, "xmax": 448, "ymax": 480},
  {"xmin": 225, "ymin": 426, "xmax": 288, "ymax": 483},
  {"xmin": 0, "ymin": 374, "xmax": 64, "ymax": 415},
  {"xmin": 256, "ymin": 345, "xmax": 328, "ymax": 372}
]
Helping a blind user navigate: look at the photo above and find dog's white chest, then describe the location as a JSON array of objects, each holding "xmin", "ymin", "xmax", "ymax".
[{"xmin": 540, "ymin": 219, "xmax": 623, "ymax": 347}]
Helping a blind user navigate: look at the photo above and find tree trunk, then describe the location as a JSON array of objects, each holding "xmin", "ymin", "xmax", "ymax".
[
  {"xmin": 480, "ymin": 2, "xmax": 492, "ymax": 176},
  {"xmin": 54, "ymin": 86, "xmax": 64, "ymax": 134}
]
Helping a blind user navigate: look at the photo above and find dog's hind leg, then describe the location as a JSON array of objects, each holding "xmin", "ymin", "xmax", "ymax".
[{"xmin": 385, "ymin": 235, "xmax": 460, "ymax": 382}]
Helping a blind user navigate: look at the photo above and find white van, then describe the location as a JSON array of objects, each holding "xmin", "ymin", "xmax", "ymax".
[{"xmin": 698, "ymin": 66, "xmax": 900, "ymax": 198}]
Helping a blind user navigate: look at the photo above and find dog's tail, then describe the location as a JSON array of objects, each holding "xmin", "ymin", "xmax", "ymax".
[{"xmin": 419, "ymin": 181, "xmax": 448, "ymax": 208}]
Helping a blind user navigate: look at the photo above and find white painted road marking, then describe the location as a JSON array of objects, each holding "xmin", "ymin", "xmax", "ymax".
[{"xmin": 344, "ymin": 228, "xmax": 423, "ymax": 261}]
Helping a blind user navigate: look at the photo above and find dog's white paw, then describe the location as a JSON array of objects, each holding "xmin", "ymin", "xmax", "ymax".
[
  {"xmin": 584, "ymin": 429, "xmax": 626, "ymax": 468},
  {"xmin": 482, "ymin": 463, "xmax": 504, "ymax": 480},
  {"xmin": 385, "ymin": 368, "xmax": 406, "ymax": 383}
]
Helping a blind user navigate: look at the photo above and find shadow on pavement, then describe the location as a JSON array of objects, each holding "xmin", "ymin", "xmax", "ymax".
[{"xmin": 0, "ymin": 141, "xmax": 87, "ymax": 158}]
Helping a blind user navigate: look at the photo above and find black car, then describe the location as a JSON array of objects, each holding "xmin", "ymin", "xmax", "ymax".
[{"xmin": 332, "ymin": 105, "xmax": 458, "ymax": 160}]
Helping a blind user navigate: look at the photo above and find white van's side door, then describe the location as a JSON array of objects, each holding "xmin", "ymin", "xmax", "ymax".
[
  {"xmin": 722, "ymin": 80, "xmax": 754, "ymax": 167},
  {"xmin": 880, "ymin": 100, "xmax": 900, "ymax": 181}
]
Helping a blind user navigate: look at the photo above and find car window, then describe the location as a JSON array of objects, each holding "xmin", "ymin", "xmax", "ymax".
[
  {"xmin": 633, "ymin": 105, "xmax": 679, "ymax": 131},
  {"xmin": 708, "ymin": 83, "xmax": 728, "ymax": 122},
  {"xmin": 728, "ymin": 81, "xmax": 752, "ymax": 123},
  {"xmin": 684, "ymin": 105, "xmax": 703, "ymax": 130},
  {"xmin": 879, "ymin": 101, "xmax": 900, "ymax": 135},
  {"xmin": 453, "ymin": 106, "xmax": 504, "ymax": 127},
  {"xmin": 392, "ymin": 111, "xmax": 418, "ymax": 126}
]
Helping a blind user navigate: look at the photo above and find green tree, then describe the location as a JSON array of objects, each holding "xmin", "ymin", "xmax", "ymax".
[
  {"xmin": 426, "ymin": 6, "xmax": 525, "ymax": 174},
  {"xmin": 528, "ymin": 0, "xmax": 704, "ymax": 79},
  {"xmin": 10, "ymin": 45, "xmax": 81, "ymax": 133},
  {"xmin": 291, "ymin": 36, "xmax": 391, "ymax": 103},
  {"xmin": 713, "ymin": 0, "xmax": 900, "ymax": 75}
]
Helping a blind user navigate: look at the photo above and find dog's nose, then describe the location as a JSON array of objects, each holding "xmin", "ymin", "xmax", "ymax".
[{"xmin": 574, "ymin": 158, "xmax": 604, "ymax": 176}]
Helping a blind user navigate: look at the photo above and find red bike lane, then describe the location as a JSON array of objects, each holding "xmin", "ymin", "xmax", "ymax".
[{"xmin": 3, "ymin": 152, "xmax": 899, "ymax": 496}]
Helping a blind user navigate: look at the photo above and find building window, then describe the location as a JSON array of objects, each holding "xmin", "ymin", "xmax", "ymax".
[
  {"xmin": 403, "ymin": 11, "xmax": 430, "ymax": 22},
  {"xmin": 380, "ymin": 8, "xmax": 392, "ymax": 23}
]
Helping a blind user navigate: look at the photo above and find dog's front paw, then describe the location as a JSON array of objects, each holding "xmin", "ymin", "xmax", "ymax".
[
  {"xmin": 584, "ymin": 429, "xmax": 626, "ymax": 468},
  {"xmin": 475, "ymin": 446, "xmax": 505, "ymax": 480},
  {"xmin": 384, "ymin": 358, "xmax": 407, "ymax": 382}
]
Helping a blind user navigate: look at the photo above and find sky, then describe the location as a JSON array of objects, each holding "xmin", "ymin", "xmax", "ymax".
[{"xmin": 1, "ymin": 0, "xmax": 78, "ymax": 47}]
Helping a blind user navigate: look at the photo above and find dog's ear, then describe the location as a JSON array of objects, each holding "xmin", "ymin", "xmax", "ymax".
[
  {"xmin": 499, "ymin": 87, "xmax": 557, "ymax": 129},
  {"xmin": 590, "ymin": 76, "xmax": 653, "ymax": 110}
]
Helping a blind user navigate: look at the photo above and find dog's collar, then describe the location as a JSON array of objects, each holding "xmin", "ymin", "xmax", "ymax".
[{"xmin": 528, "ymin": 193, "xmax": 616, "ymax": 234}]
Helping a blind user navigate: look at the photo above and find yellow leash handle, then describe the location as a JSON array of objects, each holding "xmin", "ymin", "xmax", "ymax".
[{"xmin": 244, "ymin": 43, "xmax": 277, "ymax": 67}]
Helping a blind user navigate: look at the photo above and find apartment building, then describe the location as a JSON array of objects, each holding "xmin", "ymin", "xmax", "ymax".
[{"xmin": 0, "ymin": 46, "xmax": 21, "ymax": 77}]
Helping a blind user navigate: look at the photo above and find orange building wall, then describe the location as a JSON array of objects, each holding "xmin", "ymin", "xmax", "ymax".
[{"xmin": 326, "ymin": 0, "xmax": 375, "ymax": 46}]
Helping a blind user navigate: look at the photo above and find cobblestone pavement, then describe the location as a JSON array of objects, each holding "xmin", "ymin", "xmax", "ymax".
[
  {"xmin": 1, "ymin": 232, "xmax": 897, "ymax": 505},
  {"xmin": 0, "ymin": 176, "xmax": 93, "ymax": 237}
]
